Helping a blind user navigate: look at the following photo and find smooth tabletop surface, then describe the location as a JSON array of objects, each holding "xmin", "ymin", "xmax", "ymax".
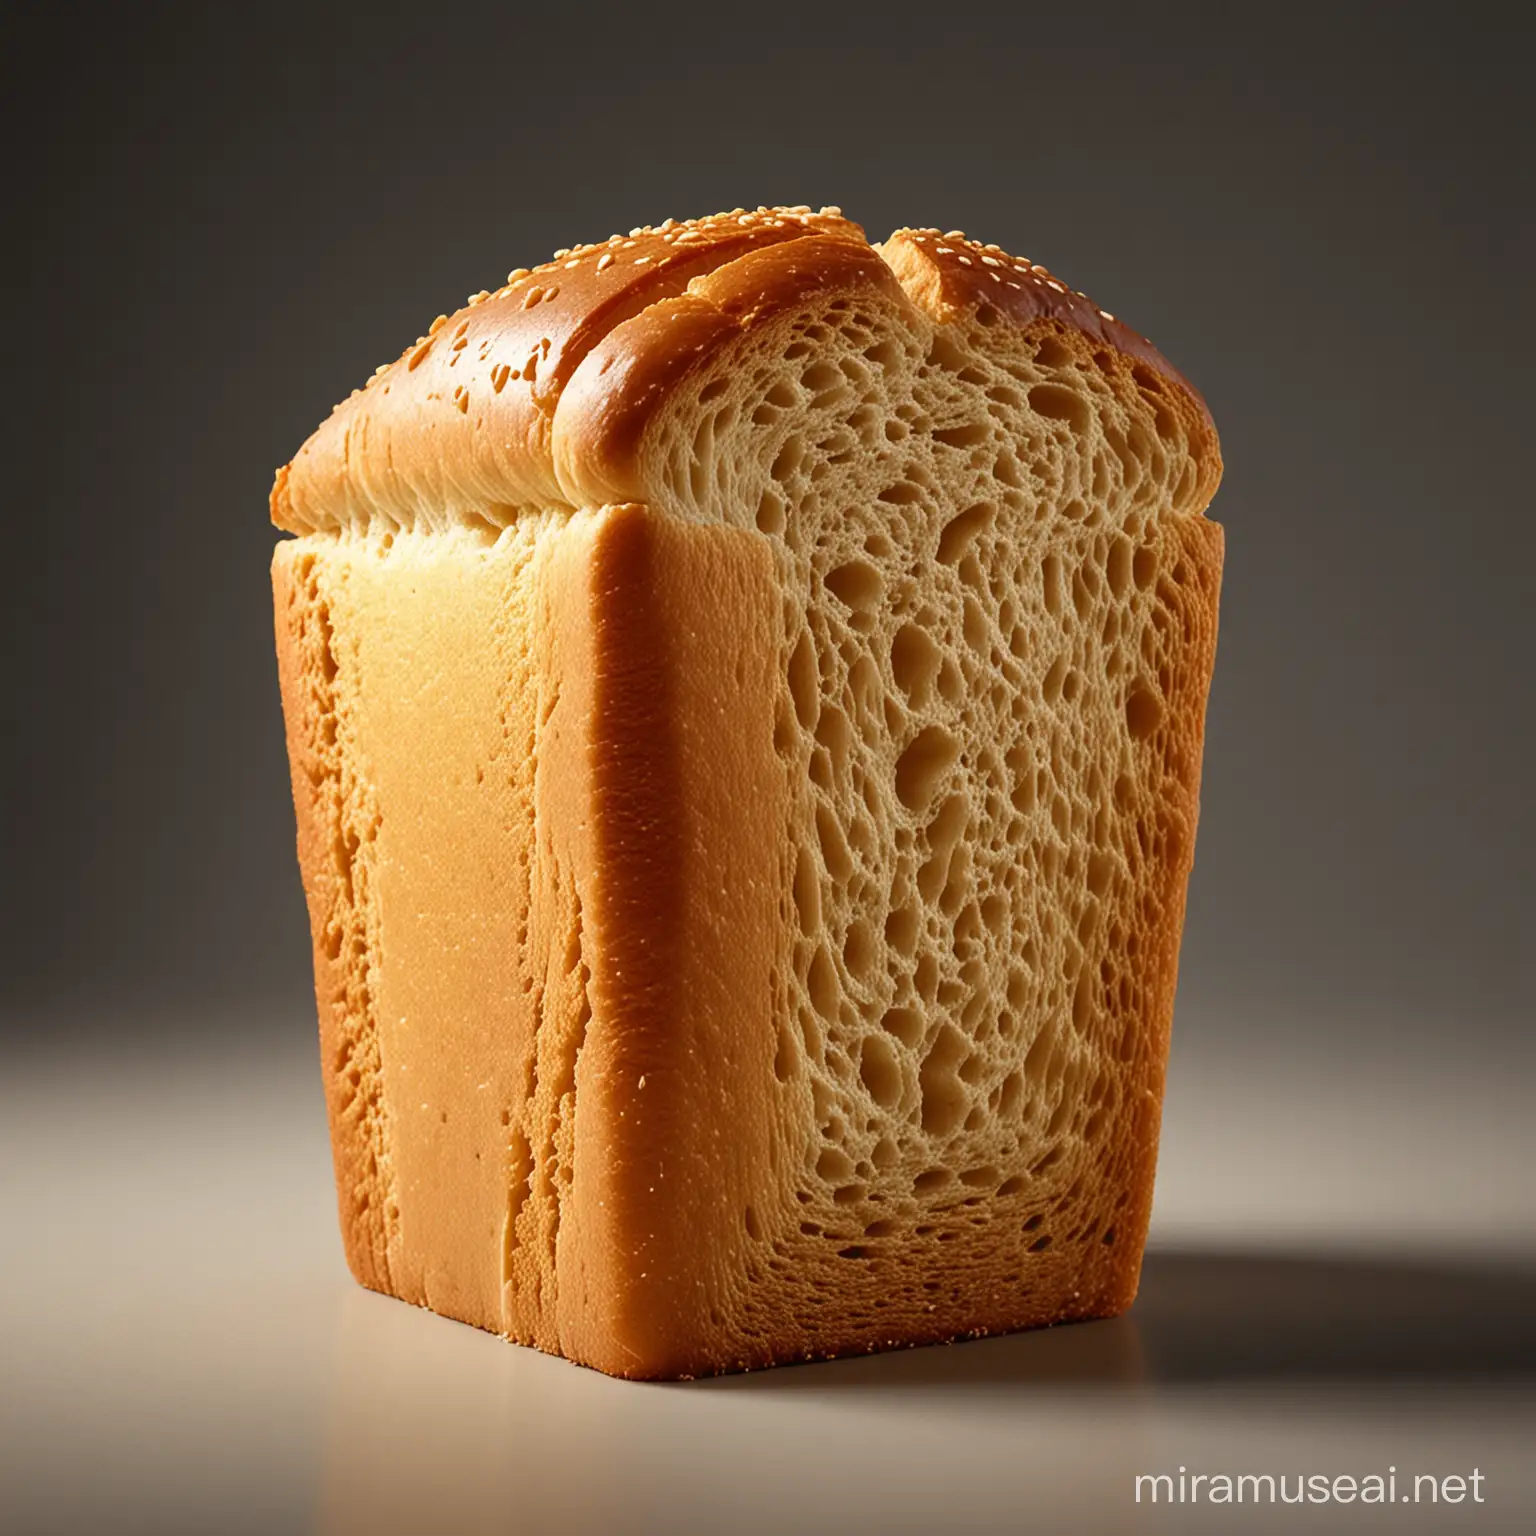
[{"xmin": 4, "ymin": 1010, "xmax": 1533, "ymax": 1535}]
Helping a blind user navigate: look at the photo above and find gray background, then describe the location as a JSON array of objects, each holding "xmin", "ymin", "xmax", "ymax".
[
  {"xmin": 3, "ymin": 3, "xmax": 1532, "ymax": 1533},
  {"xmin": 5, "ymin": 0, "xmax": 1532, "ymax": 1034}
]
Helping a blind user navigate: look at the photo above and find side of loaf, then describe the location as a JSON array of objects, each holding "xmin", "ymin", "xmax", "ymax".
[{"xmin": 272, "ymin": 207, "xmax": 1223, "ymax": 1377}]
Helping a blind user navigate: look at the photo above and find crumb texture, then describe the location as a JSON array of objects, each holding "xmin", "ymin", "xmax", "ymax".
[
  {"xmin": 606, "ymin": 231, "xmax": 1222, "ymax": 1365},
  {"xmin": 271, "ymin": 210, "xmax": 1223, "ymax": 1377}
]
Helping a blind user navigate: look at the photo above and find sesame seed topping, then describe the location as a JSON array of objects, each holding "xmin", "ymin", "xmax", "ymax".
[
  {"xmin": 428, "ymin": 314, "xmax": 448, "ymax": 334},
  {"xmin": 507, "ymin": 268, "xmax": 530, "ymax": 283},
  {"xmin": 1100, "ymin": 310, "xmax": 1115, "ymax": 322},
  {"xmin": 596, "ymin": 252, "xmax": 615, "ymax": 271}
]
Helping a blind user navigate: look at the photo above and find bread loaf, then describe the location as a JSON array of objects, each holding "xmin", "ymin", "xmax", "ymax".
[{"xmin": 272, "ymin": 206, "xmax": 1223, "ymax": 1377}]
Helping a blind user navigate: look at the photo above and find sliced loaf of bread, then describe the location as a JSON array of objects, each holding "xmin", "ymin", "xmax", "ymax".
[{"xmin": 272, "ymin": 206, "xmax": 1222, "ymax": 1377}]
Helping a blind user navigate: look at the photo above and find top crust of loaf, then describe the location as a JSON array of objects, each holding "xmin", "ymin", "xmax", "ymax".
[{"xmin": 271, "ymin": 206, "xmax": 1219, "ymax": 533}]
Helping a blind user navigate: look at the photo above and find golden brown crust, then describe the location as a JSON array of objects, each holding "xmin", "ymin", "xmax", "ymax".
[
  {"xmin": 272, "ymin": 546, "xmax": 395, "ymax": 1295},
  {"xmin": 271, "ymin": 208, "xmax": 1220, "ymax": 533},
  {"xmin": 272, "ymin": 524, "xmax": 624, "ymax": 1354},
  {"xmin": 569, "ymin": 505, "xmax": 787, "ymax": 1376},
  {"xmin": 272, "ymin": 208, "xmax": 863, "ymax": 531}
]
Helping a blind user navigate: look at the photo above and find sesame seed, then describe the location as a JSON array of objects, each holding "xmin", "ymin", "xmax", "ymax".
[
  {"xmin": 552, "ymin": 248, "xmax": 570, "ymax": 260},
  {"xmin": 1100, "ymin": 310, "xmax": 1115, "ymax": 322},
  {"xmin": 507, "ymin": 268, "xmax": 530, "ymax": 283},
  {"xmin": 596, "ymin": 252, "xmax": 615, "ymax": 271},
  {"xmin": 428, "ymin": 314, "xmax": 448, "ymax": 334}
]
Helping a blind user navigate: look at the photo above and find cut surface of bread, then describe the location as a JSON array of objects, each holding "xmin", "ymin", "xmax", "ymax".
[{"xmin": 272, "ymin": 206, "xmax": 1223, "ymax": 1377}]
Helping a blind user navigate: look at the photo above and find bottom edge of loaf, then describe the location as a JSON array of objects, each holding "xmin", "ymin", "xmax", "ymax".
[{"xmin": 342, "ymin": 1270, "xmax": 1143, "ymax": 1382}]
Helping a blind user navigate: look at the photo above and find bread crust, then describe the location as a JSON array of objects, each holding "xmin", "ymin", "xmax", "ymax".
[
  {"xmin": 575, "ymin": 505, "xmax": 787, "ymax": 1375},
  {"xmin": 272, "ymin": 209, "xmax": 861, "ymax": 532},
  {"xmin": 271, "ymin": 210, "xmax": 1215, "ymax": 534},
  {"xmin": 272, "ymin": 544, "xmax": 395, "ymax": 1294}
]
